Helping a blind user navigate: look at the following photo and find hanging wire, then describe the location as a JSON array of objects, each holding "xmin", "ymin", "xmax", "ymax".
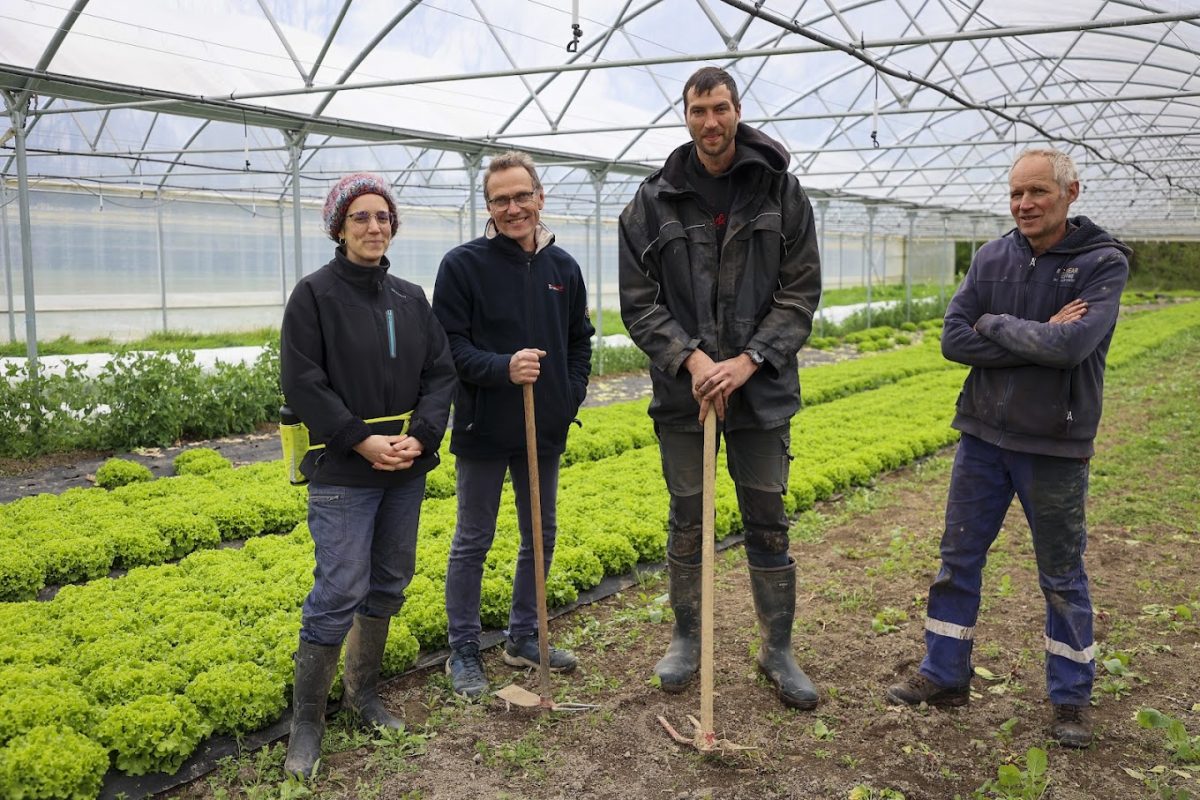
[
  {"xmin": 870, "ymin": 68, "xmax": 880, "ymax": 148},
  {"xmin": 566, "ymin": 0, "xmax": 582, "ymax": 52},
  {"xmin": 242, "ymin": 109, "xmax": 251, "ymax": 172}
]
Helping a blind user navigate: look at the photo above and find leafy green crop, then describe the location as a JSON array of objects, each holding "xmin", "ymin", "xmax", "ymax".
[
  {"xmin": 94, "ymin": 458, "xmax": 153, "ymax": 489},
  {"xmin": 0, "ymin": 724, "xmax": 109, "ymax": 800}
]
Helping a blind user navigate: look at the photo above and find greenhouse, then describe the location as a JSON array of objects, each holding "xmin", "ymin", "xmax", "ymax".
[{"xmin": 1, "ymin": 1, "xmax": 1199, "ymax": 799}]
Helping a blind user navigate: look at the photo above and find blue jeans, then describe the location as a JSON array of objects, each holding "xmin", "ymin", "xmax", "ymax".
[
  {"xmin": 300, "ymin": 479, "xmax": 425, "ymax": 646},
  {"xmin": 444, "ymin": 454, "xmax": 560, "ymax": 647},
  {"xmin": 657, "ymin": 424, "xmax": 792, "ymax": 568},
  {"xmin": 921, "ymin": 434, "xmax": 1094, "ymax": 705}
]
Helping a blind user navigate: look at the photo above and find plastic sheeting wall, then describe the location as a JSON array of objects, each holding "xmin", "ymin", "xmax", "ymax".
[{"xmin": 1, "ymin": 189, "xmax": 953, "ymax": 343}]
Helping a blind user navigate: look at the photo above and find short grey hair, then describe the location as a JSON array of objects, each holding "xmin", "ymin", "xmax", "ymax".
[
  {"xmin": 1012, "ymin": 147, "xmax": 1079, "ymax": 191},
  {"xmin": 483, "ymin": 151, "xmax": 543, "ymax": 200}
]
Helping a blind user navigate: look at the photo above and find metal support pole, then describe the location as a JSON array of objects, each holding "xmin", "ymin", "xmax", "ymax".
[
  {"xmin": 905, "ymin": 210, "xmax": 917, "ymax": 322},
  {"xmin": 464, "ymin": 155, "xmax": 480, "ymax": 238},
  {"xmin": 592, "ymin": 172, "xmax": 604, "ymax": 375},
  {"xmin": 8, "ymin": 96, "xmax": 39, "ymax": 382},
  {"xmin": 289, "ymin": 136, "xmax": 304, "ymax": 285},
  {"xmin": 969, "ymin": 217, "xmax": 979, "ymax": 266},
  {"xmin": 155, "ymin": 192, "xmax": 168, "ymax": 332},
  {"xmin": 1, "ymin": 180, "xmax": 15, "ymax": 343},
  {"xmin": 815, "ymin": 199, "xmax": 828, "ymax": 337},
  {"xmin": 457, "ymin": 206, "xmax": 464, "ymax": 244},
  {"xmin": 941, "ymin": 215, "xmax": 950, "ymax": 307},
  {"xmin": 278, "ymin": 207, "xmax": 288, "ymax": 305},
  {"xmin": 865, "ymin": 206, "xmax": 877, "ymax": 328}
]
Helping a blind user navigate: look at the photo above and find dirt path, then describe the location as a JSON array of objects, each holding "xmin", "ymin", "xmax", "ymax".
[{"xmin": 162, "ymin": 330, "xmax": 1200, "ymax": 800}]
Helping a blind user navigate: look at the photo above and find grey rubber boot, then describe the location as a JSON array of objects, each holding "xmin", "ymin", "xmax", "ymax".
[
  {"xmin": 653, "ymin": 556, "xmax": 702, "ymax": 692},
  {"xmin": 749, "ymin": 559, "xmax": 819, "ymax": 710},
  {"xmin": 283, "ymin": 639, "xmax": 342, "ymax": 779},
  {"xmin": 342, "ymin": 614, "xmax": 404, "ymax": 730}
]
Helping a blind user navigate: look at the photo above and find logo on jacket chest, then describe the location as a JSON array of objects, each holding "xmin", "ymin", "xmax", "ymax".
[
  {"xmin": 1055, "ymin": 266, "xmax": 1079, "ymax": 285},
  {"xmin": 547, "ymin": 283, "xmax": 564, "ymax": 293}
]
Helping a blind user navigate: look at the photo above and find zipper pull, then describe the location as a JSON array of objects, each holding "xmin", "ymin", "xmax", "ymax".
[{"xmin": 1029, "ymin": 257, "xmax": 1036, "ymax": 269}]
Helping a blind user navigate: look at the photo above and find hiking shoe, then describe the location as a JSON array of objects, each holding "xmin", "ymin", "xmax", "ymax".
[
  {"xmin": 445, "ymin": 642, "xmax": 489, "ymax": 699},
  {"xmin": 1051, "ymin": 704, "xmax": 1093, "ymax": 748},
  {"xmin": 885, "ymin": 673, "xmax": 970, "ymax": 707},
  {"xmin": 502, "ymin": 633, "xmax": 577, "ymax": 673}
]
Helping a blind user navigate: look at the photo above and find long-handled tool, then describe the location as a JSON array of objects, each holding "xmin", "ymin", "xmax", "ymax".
[
  {"xmin": 494, "ymin": 383, "xmax": 596, "ymax": 713},
  {"xmin": 658, "ymin": 411, "xmax": 753, "ymax": 752}
]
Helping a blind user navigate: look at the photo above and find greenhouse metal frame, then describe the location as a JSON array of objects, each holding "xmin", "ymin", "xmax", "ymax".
[{"xmin": 2, "ymin": 0, "xmax": 1199, "ymax": 362}]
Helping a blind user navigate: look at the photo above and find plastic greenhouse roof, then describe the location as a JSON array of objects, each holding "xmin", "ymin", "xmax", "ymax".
[{"xmin": 2, "ymin": 0, "xmax": 1199, "ymax": 239}]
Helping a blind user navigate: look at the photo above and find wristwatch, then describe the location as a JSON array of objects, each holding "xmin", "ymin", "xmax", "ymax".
[{"xmin": 744, "ymin": 349, "xmax": 765, "ymax": 367}]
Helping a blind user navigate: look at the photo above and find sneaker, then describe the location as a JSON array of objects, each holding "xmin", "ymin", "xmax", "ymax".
[
  {"xmin": 445, "ymin": 642, "xmax": 489, "ymax": 699},
  {"xmin": 885, "ymin": 673, "xmax": 970, "ymax": 707},
  {"xmin": 502, "ymin": 633, "xmax": 577, "ymax": 673},
  {"xmin": 1050, "ymin": 704, "xmax": 1093, "ymax": 748}
]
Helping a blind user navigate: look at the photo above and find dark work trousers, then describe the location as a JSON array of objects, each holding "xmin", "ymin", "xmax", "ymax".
[
  {"xmin": 444, "ymin": 453, "xmax": 560, "ymax": 647},
  {"xmin": 920, "ymin": 433, "xmax": 1094, "ymax": 705},
  {"xmin": 300, "ymin": 478, "xmax": 426, "ymax": 646},
  {"xmin": 656, "ymin": 423, "xmax": 792, "ymax": 568}
]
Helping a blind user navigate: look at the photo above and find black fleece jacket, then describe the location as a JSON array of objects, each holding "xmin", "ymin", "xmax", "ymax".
[
  {"xmin": 280, "ymin": 249, "xmax": 456, "ymax": 486},
  {"xmin": 943, "ymin": 216, "xmax": 1131, "ymax": 458},
  {"xmin": 432, "ymin": 223, "xmax": 593, "ymax": 458}
]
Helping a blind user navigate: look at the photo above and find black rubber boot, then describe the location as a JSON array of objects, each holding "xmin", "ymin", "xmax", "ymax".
[
  {"xmin": 749, "ymin": 559, "xmax": 819, "ymax": 710},
  {"xmin": 283, "ymin": 639, "xmax": 341, "ymax": 779},
  {"xmin": 342, "ymin": 614, "xmax": 404, "ymax": 730},
  {"xmin": 654, "ymin": 556, "xmax": 702, "ymax": 692}
]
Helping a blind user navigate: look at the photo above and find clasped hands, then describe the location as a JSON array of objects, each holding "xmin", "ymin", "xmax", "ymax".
[
  {"xmin": 686, "ymin": 349, "xmax": 759, "ymax": 423},
  {"xmin": 354, "ymin": 434, "xmax": 424, "ymax": 471}
]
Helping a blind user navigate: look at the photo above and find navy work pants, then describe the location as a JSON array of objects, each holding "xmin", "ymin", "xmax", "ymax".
[
  {"xmin": 920, "ymin": 434, "xmax": 1094, "ymax": 705},
  {"xmin": 444, "ymin": 453, "xmax": 560, "ymax": 647}
]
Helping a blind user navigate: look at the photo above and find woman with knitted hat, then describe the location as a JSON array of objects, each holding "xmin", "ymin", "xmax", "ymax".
[{"xmin": 280, "ymin": 173, "xmax": 456, "ymax": 779}]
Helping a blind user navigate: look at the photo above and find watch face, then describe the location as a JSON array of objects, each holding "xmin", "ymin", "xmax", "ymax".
[{"xmin": 747, "ymin": 349, "xmax": 763, "ymax": 365}]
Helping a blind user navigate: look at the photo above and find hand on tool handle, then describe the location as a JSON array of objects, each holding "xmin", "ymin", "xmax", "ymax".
[
  {"xmin": 510, "ymin": 348, "xmax": 547, "ymax": 385},
  {"xmin": 686, "ymin": 349, "xmax": 760, "ymax": 423}
]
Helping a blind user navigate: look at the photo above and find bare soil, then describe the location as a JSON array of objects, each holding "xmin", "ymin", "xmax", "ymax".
[{"xmin": 158, "ymin": 336, "xmax": 1200, "ymax": 800}]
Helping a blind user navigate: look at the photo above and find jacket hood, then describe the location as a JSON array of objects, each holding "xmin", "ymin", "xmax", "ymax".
[
  {"xmin": 655, "ymin": 123, "xmax": 790, "ymax": 192},
  {"xmin": 1011, "ymin": 215, "xmax": 1133, "ymax": 259}
]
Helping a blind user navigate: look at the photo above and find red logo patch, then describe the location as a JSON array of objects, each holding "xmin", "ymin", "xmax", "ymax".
[{"xmin": 547, "ymin": 283, "xmax": 564, "ymax": 292}]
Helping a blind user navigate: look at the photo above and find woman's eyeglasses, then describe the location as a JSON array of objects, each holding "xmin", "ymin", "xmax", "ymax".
[{"xmin": 347, "ymin": 211, "xmax": 395, "ymax": 227}]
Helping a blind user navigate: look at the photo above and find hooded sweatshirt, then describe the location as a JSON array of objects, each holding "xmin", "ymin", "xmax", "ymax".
[{"xmin": 942, "ymin": 215, "xmax": 1131, "ymax": 458}]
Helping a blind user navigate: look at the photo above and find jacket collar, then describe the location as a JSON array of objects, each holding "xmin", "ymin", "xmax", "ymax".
[
  {"xmin": 1009, "ymin": 215, "xmax": 1133, "ymax": 258},
  {"xmin": 330, "ymin": 247, "xmax": 391, "ymax": 290},
  {"xmin": 654, "ymin": 123, "xmax": 790, "ymax": 197},
  {"xmin": 483, "ymin": 219, "xmax": 556, "ymax": 256}
]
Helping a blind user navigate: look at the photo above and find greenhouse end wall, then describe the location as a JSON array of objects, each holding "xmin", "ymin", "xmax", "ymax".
[{"xmin": 1, "ymin": 188, "xmax": 954, "ymax": 344}]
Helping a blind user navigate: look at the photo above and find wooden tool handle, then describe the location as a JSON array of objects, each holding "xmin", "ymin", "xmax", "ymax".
[
  {"xmin": 523, "ymin": 383, "xmax": 553, "ymax": 698},
  {"xmin": 699, "ymin": 410, "xmax": 717, "ymax": 742}
]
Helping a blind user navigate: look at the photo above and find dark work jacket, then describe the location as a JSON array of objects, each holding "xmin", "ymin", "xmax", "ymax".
[
  {"xmin": 943, "ymin": 216, "xmax": 1131, "ymax": 458},
  {"xmin": 280, "ymin": 249, "xmax": 456, "ymax": 486},
  {"xmin": 617, "ymin": 124, "xmax": 823, "ymax": 431},
  {"xmin": 432, "ymin": 223, "xmax": 594, "ymax": 458}
]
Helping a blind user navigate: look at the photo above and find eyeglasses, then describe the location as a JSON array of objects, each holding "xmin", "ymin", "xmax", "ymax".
[
  {"xmin": 347, "ymin": 210, "xmax": 395, "ymax": 227},
  {"xmin": 486, "ymin": 191, "xmax": 538, "ymax": 210}
]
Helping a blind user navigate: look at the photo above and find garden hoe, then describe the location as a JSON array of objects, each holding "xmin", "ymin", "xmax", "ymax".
[
  {"xmin": 494, "ymin": 383, "xmax": 597, "ymax": 714},
  {"xmin": 657, "ymin": 411, "xmax": 753, "ymax": 753}
]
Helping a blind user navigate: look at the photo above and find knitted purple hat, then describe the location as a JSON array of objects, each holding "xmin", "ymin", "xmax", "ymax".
[{"xmin": 322, "ymin": 173, "xmax": 399, "ymax": 242}]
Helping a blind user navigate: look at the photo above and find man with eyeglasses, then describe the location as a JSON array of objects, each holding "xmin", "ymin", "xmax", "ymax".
[
  {"xmin": 618, "ymin": 66, "xmax": 823, "ymax": 710},
  {"xmin": 433, "ymin": 151, "xmax": 594, "ymax": 699}
]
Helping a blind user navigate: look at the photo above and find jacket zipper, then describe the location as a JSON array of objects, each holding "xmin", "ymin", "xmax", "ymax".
[{"xmin": 999, "ymin": 255, "xmax": 1037, "ymax": 434}]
